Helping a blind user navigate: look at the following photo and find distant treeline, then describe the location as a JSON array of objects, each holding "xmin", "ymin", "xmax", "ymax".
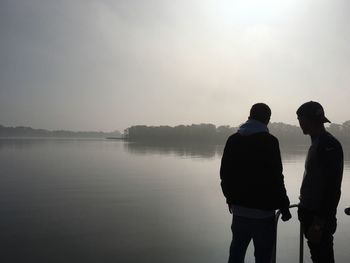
[
  {"xmin": 0, "ymin": 125, "xmax": 121, "ymax": 138},
  {"xmin": 124, "ymin": 121, "xmax": 350, "ymax": 145},
  {"xmin": 2, "ymin": 121, "xmax": 349, "ymax": 144}
]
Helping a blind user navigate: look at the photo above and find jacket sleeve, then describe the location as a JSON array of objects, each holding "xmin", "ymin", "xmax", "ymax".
[
  {"xmin": 220, "ymin": 137, "xmax": 233, "ymax": 204},
  {"xmin": 319, "ymin": 142, "xmax": 344, "ymax": 216},
  {"xmin": 271, "ymin": 138, "xmax": 290, "ymax": 212}
]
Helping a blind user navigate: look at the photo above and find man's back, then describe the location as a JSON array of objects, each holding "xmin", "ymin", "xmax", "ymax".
[{"xmin": 220, "ymin": 131, "xmax": 289, "ymax": 211}]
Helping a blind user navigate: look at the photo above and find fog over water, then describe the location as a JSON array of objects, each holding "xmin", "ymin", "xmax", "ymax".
[
  {"xmin": 1, "ymin": 1, "xmax": 350, "ymax": 263},
  {"xmin": 0, "ymin": 139, "xmax": 349, "ymax": 263}
]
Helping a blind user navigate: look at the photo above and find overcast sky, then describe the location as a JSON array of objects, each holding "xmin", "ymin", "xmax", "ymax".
[{"xmin": 1, "ymin": 0, "xmax": 349, "ymax": 132}]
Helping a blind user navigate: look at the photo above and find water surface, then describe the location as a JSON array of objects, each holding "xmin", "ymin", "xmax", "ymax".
[{"xmin": 0, "ymin": 138, "xmax": 349, "ymax": 263}]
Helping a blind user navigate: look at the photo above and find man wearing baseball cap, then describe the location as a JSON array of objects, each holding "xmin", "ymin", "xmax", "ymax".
[{"xmin": 296, "ymin": 101, "xmax": 344, "ymax": 263}]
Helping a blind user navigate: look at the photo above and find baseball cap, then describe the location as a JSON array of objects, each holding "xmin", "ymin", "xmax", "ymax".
[{"xmin": 296, "ymin": 101, "xmax": 331, "ymax": 123}]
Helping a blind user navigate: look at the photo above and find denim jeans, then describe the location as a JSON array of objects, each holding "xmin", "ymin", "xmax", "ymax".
[{"xmin": 228, "ymin": 215, "xmax": 275, "ymax": 263}]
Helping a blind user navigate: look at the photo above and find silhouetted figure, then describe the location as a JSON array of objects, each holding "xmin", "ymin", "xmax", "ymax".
[
  {"xmin": 220, "ymin": 103, "xmax": 291, "ymax": 263},
  {"xmin": 345, "ymin": 207, "xmax": 350, "ymax": 215},
  {"xmin": 296, "ymin": 101, "xmax": 344, "ymax": 263}
]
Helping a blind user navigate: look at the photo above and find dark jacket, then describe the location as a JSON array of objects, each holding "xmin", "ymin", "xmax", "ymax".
[
  {"xmin": 299, "ymin": 131, "xmax": 343, "ymax": 216},
  {"xmin": 220, "ymin": 132, "xmax": 290, "ymax": 212}
]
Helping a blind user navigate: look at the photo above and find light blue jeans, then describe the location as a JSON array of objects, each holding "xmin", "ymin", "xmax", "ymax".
[{"xmin": 228, "ymin": 215, "xmax": 275, "ymax": 263}]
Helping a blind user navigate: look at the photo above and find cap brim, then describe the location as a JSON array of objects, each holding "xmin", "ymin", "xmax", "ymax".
[{"xmin": 323, "ymin": 116, "xmax": 331, "ymax": 123}]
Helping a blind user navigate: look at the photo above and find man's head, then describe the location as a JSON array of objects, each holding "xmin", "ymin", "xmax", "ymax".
[
  {"xmin": 296, "ymin": 101, "xmax": 330, "ymax": 135},
  {"xmin": 249, "ymin": 103, "xmax": 271, "ymax": 125}
]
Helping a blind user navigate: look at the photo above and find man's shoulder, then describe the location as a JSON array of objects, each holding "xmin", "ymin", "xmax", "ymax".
[
  {"xmin": 318, "ymin": 132, "xmax": 343, "ymax": 153},
  {"xmin": 227, "ymin": 132, "xmax": 278, "ymax": 143},
  {"xmin": 320, "ymin": 132, "xmax": 342, "ymax": 146},
  {"xmin": 265, "ymin": 132, "xmax": 279, "ymax": 141},
  {"xmin": 253, "ymin": 132, "xmax": 279, "ymax": 144}
]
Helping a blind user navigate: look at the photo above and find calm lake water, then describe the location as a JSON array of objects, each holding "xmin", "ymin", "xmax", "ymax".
[{"xmin": 0, "ymin": 138, "xmax": 349, "ymax": 263}]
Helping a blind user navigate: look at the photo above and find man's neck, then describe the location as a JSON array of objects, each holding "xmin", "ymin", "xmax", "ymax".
[{"xmin": 310, "ymin": 126, "xmax": 326, "ymax": 141}]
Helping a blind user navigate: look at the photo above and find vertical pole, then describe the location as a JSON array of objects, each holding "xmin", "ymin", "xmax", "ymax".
[
  {"xmin": 272, "ymin": 204, "xmax": 301, "ymax": 263},
  {"xmin": 271, "ymin": 211, "xmax": 281, "ymax": 263},
  {"xmin": 299, "ymin": 224, "xmax": 304, "ymax": 263}
]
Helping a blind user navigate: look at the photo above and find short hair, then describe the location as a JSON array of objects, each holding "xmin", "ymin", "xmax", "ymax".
[{"xmin": 249, "ymin": 103, "xmax": 271, "ymax": 123}]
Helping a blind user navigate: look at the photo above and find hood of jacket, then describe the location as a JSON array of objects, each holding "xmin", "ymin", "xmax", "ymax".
[{"xmin": 237, "ymin": 119, "xmax": 269, "ymax": 136}]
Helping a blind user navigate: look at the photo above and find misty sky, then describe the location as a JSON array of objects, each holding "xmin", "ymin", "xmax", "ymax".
[{"xmin": 1, "ymin": 0, "xmax": 350, "ymax": 132}]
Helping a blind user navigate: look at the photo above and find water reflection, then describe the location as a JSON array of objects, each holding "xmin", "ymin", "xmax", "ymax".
[
  {"xmin": 124, "ymin": 141, "xmax": 311, "ymax": 160},
  {"xmin": 0, "ymin": 138, "xmax": 104, "ymax": 150},
  {"xmin": 0, "ymin": 138, "xmax": 53, "ymax": 150},
  {"xmin": 124, "ymin": 141, "xmax": 221, "ymax": 159},
  {"xmin": 125, "ymin": 141, "xmax": 350, "ymax": 167},
  {"xmin": 0, "ymin": 138, "xmax": 349, "ymax": 263}
]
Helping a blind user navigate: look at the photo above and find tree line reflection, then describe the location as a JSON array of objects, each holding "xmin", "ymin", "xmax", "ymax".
[{"xmin": 124, "ymin": 140, "xmax": 350, "ymax": 166}]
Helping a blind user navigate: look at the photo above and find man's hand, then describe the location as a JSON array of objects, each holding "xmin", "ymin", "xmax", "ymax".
[
  {"xmin": 281, "ymin": 209, "xmax": 292, "ymax": 221},
  {"xmin": 306, "ymin": 216, "xmax": 325, "ymax": 243},
  {"xmin": 345, "ymin": 207, "xmax": 350, "ymax": 215},
  {"xmin": 306, "ymin": 224, "xmax": 323, "ymax": 243}
]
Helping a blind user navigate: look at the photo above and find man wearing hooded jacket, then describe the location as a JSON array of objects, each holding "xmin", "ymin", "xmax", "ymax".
[{"xmin": 220, "ymin": 103, "xmax": 291, "ymax": 263}]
